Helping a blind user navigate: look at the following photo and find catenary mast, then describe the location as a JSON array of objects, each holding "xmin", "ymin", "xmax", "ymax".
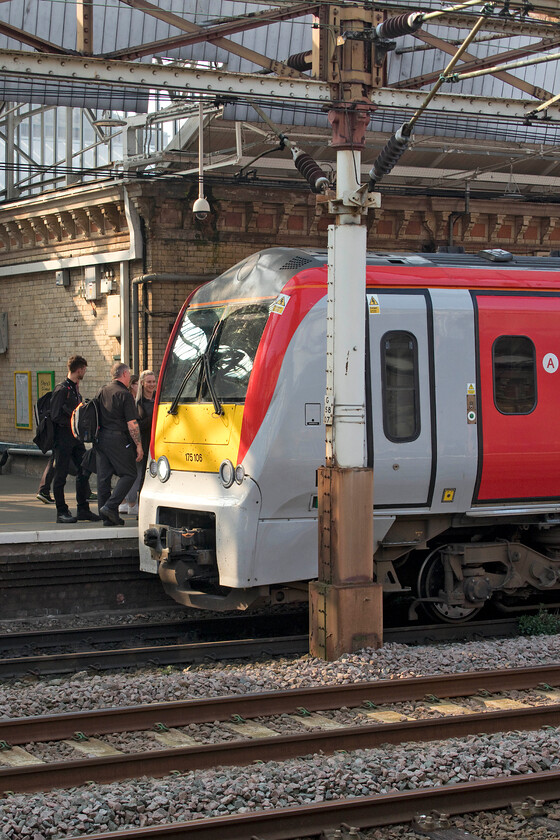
[{"xmin": 309, "ymin": 4, "xmax": 384, "ymax": 659}]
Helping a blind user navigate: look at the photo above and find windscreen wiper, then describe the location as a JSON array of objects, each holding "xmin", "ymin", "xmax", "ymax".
[
  {"xmin": 202, "ymin": 352, "xmax": 224, "ymax": 416},
  {"xmin": 167, "ymin": 354, "xmax": 203, "ymax": 416},
  {"xmin": 167, "ymin": 320, "xmax": 223, "ymax": 416}
]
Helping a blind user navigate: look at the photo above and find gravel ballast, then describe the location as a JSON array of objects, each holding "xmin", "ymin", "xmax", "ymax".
[
  {"xmin": 1, "ymin": 633, "xmax": 560, "ymax": 838},
  {"xmin": 2, "ymin": 634, "xmax": 560, "ymax": 718},
  {"xmin": 1, "ymin": 728, "xmax": 559, "ymax": 838}
]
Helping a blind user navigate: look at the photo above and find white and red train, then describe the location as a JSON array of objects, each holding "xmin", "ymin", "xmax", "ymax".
[{"xmin": 139, "ymin": 247, "xmax": 560, "ymax": 622}]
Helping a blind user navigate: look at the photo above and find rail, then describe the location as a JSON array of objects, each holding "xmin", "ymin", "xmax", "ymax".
[
  {"xmin": 0, "ymin": 617, "xmax": 522, "ymax": 677},
  {"xmin": 58, "ymin": 772, "xmax": 560, "ymax": 840},
  {"xmin": 0, "ymin": 441, "xmax": 47, "ymax": 456},
  {"xmin": 0, "ymin": 441, "xmax": 49, "ymax": 472},
  {"xmin": 1, "ymin": 662, "xmax": 559, "ymax": 744},
  {"xmin": 1, "ymin": 667, "xmax": 560, "ymax": 793}
]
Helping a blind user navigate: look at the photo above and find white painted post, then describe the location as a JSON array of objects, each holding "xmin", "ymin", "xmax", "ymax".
[
  {"xmin": 328, "ymin": 150, "xmax": 367, "ymax": 469},
  {"xmin": 309, "ymin": 109, "xmax": 383, "ymax": 660}
]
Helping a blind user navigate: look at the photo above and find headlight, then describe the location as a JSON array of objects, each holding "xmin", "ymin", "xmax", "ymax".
[
  {"xmin": 149, "ymin": 460, "xmax": 158, "ymax": 478},
  {"xmin": 157, "ymin": 456, "xmax": 171, "ymax": 483},
  {"xmin": 235, "ymin": 464, "xmax": 245, "ymax": 484},
  {"xmin": 219, "ymin": 459, "xmax": 235, "ymax": 488}
]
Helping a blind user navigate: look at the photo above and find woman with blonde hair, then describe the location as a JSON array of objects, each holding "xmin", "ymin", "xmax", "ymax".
[{"xmin": 119, "ymin": 369, "xmax": 157, "ymax": 515}]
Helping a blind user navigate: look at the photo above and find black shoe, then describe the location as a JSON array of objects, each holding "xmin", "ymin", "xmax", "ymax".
[
  {"xmin": 103, "ymin": 516, "xmax": 125, "ymax": 527},
  {"xmin": 88, "ymin": 492, "xmax": 97, "ymax": 501},
  {"xmin": 56, "ymin": 512, "xmax": 77, "ymax": 524},
  {"xmin": 77, "ymin": 509, "xmax": 102, "ymax": 522},
  {"xmin": 37, "ymin": 492, "xmax": 54, "ymax": 504},
  {"xmin": 99, "ymin": 505, "xmax": 123, "ymax": 525}
]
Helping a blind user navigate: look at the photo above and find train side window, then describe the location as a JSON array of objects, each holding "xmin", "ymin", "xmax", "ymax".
[
  {"xmin": 493, "ymin": 335, "xmax": 536, "ymax": 414},
  {"xmin": 381, "ymin": 331, "xmax": 420, "ymax": 442}
]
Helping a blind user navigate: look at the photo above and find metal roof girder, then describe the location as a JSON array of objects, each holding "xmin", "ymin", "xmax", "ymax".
[
  {"xmin": 0, "ymin": 49, "xmax": 331, "ymax": 103},
  {"xmin": 373, "ymin": 88, "xmax": 560, "ymax": 121},
  {"xmin": 0, "ymin": 50, "xmax": 555, "ymax": 122}
]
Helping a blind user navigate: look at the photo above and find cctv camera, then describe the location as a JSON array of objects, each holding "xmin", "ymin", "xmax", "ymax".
[{"xmin": 193, "ymin": 196, "xmax": 210, "ymax": 221}]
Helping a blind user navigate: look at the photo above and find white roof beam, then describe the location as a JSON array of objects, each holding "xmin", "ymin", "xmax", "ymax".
[
  {"xmin": 373, "ymin": 88, "xmax": 560, "ymax": 121},
  {"xmin": 0, "ymin": 50, "xmax": 558, "ymax": 123},
  {"xmin": 0, "ymin": 49, "xmax": 330, "ymax": 104}
]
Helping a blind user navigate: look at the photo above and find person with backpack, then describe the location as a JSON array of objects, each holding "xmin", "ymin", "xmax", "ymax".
[
  {"xmin": 119, "ymin": 369, "xmax": 157, "ymax": 516},
  {"xmin": 96, "ymin": 362, "xmax": 143, "ymax": 526},
  {"xmin": 50, "ymin": 355, "xmax": 101, "ymax": 524}
]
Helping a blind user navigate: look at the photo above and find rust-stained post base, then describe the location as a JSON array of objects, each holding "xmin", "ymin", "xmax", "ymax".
[
  {"xmin": 309, "ymin": 465, "xmax": 382, "ymax": 660},
  {"xmin": 309, "ymin": 579, "xmax": 382, "ymax": 659}
]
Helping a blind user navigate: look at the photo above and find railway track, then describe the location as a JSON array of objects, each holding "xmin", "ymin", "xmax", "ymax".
[
  {"xmin": 1, "ymin": 664, "xmax": 559, "ymax": 794},
  {"xmin": 0, "ymin": 611, "xmax": 309, "ymax": 676},
  {"xmin": 0, "ymin": 616, "xmax": 521, "ymax": 677},
  {"xmin": 0, "ymin": 611, "xmax": 309, "ymax": 652},
  {"xmin": 44, "ymin": 780, "xmax": 560, "ymax": 840}
]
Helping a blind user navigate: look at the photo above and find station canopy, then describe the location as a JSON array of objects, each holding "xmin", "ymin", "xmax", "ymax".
[{"xmin": 0, "ymin": 0, "xmax": 559, "ymax": 200}]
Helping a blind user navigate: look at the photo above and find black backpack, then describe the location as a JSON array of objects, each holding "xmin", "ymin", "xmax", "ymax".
[
  {"xmin": 32, "ymin": 391, "xmax": 54, "ymax": 454},
  {"xmin": 71, "ymin": 397, "xmax": 101, "ymax": 444}
]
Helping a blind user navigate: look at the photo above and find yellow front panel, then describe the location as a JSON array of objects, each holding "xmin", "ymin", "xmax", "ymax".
[{"xmin": 154, "ymin": 403, "xmax": 244, "ymax": 473}]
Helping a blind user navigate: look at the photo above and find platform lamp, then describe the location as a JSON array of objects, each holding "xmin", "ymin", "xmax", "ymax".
[
  {"xmin": 92, "ymin": 110, "xmax": 127, "ymax": 128},
  {"xmin": 193, "ymin": 101, "xmax": 210, "ymax": 221}
]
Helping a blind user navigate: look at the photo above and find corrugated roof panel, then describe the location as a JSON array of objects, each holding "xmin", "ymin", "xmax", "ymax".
[
  {"xmin": 44, "ymin": 1, "xmax": 69, "ymax": 46},
  {"xmin": 0, "ymin": 0, "xmax": 556, "ymax": 144},
  {"xmin": 387, "ymin": 28, "xmax": 546, "ymax": 101},
  {"xmin": 99, "ymin": 3, "xmax": 117, "ymax": 51}
]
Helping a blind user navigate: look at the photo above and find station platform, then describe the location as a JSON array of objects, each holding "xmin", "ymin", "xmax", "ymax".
[
  {"xmin": 0, "ymin": 473, "xmax": 171, "ymax": 618},
  {"xmin": 0, "ymin": 472, "xmax": 137, "ymax": 543}
]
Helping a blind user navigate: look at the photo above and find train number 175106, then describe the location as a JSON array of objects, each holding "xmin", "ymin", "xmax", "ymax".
[{"xmin": 185, "ymin": 452, "xmax": 203, "ymax": 463}]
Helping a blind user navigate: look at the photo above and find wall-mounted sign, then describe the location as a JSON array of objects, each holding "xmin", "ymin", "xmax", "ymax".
[
  {"xmin": 14, "ymin": 371, "xmax": 32, "ymax": 429},
  {"xmin": 37, "ymin": 370, "xmax": 54, "ymax": 399}
]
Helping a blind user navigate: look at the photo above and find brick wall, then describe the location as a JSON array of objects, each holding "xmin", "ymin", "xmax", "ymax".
[{"xmin": 0, "ymin": 264, "xmax": 125, "ymax": 444}]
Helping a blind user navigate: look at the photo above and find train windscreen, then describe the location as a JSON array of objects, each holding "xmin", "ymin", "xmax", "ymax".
[{"xmin": 160, "ymin": 302, "xmax": 270, "ymax": 405}]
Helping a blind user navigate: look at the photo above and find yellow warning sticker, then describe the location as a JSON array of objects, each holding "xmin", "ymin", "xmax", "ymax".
[
  {"xmin": 467, "ymin": 383, "xmax": 476, "ymax": 395},
  {"xmin": 367, "ymin": 294, "xmax": 380, "ymax": 315},
  {"xmin": 270, "ymin": 294, "xmax": 290, "ymax": 315},
  {"xmin": 442, "ymin": 488, "xmax": 455, "ymax": 503}
]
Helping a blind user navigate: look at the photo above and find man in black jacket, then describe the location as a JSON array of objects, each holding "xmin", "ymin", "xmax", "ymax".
[
  {"xmin": 97, "ymin": 362, "xmax": 143, "ymax": 526},
  {"xmin": 51, "ymin": 355, "xmax": 101, "ymax": 524}
]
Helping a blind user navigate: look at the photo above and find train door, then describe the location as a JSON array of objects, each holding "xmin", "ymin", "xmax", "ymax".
[
  {"xmin": 368, "ymin": 290, "xmax": 434, "ymax": 507},
  {"xmin": 475, "ymin": 293, "xmax": 560, "ymax": 503}
]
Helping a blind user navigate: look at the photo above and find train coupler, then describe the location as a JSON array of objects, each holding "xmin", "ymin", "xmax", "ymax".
[{"xmin": 143, "ymin": 525, "xmax": 215, "ymax": 560}]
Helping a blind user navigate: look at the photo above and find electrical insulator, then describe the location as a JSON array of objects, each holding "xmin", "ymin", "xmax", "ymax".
[
  {"xmin": 375, "ymin": 12, "xmax": 423, "ymax": 40},
  {"xmin": 286, "ymin": 51, "xmax": 312, "ymax": 71},
  {"xmin": 368, "ymin": 125, "xmax": 411, "ymax": 189},
  {"xmin": 291, "ymin": 147, "xmax": 329, "ymax": 193}
]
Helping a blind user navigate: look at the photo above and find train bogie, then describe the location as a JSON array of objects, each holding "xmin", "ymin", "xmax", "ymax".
[{"xmin": 139, "ymin": 247, "xmax": 560, "ymax": 620}]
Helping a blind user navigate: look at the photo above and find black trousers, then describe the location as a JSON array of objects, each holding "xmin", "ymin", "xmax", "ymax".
[
  {"xmin": 96, "ymin": 430, "xmax": 137, "ymax": 513},
  {"xmin": 53, "ymin": 432, "xmax": 89, "ymax": 514},
  {"xmin": 46, "ymin": 457, "xmax": 92, "ymax": 497},
  {"xmin": 38, "ymin": 454, "xmax": 55, "ymax": 495}
]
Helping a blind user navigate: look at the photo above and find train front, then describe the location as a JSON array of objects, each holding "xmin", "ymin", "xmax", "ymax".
[{"xmin": 138, "ymin": 254, "xmax": 285, "ymax": 610}]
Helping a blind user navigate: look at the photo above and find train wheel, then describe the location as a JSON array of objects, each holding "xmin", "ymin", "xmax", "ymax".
[{"xmin": 417, "ymin": 548, "xmax": 483, "ymax": 624}]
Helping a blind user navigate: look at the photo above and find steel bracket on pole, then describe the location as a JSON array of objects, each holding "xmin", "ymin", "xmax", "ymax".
[{"xmin": 318, "ymin": 185, "xmax": 381, "ymax": 217}]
